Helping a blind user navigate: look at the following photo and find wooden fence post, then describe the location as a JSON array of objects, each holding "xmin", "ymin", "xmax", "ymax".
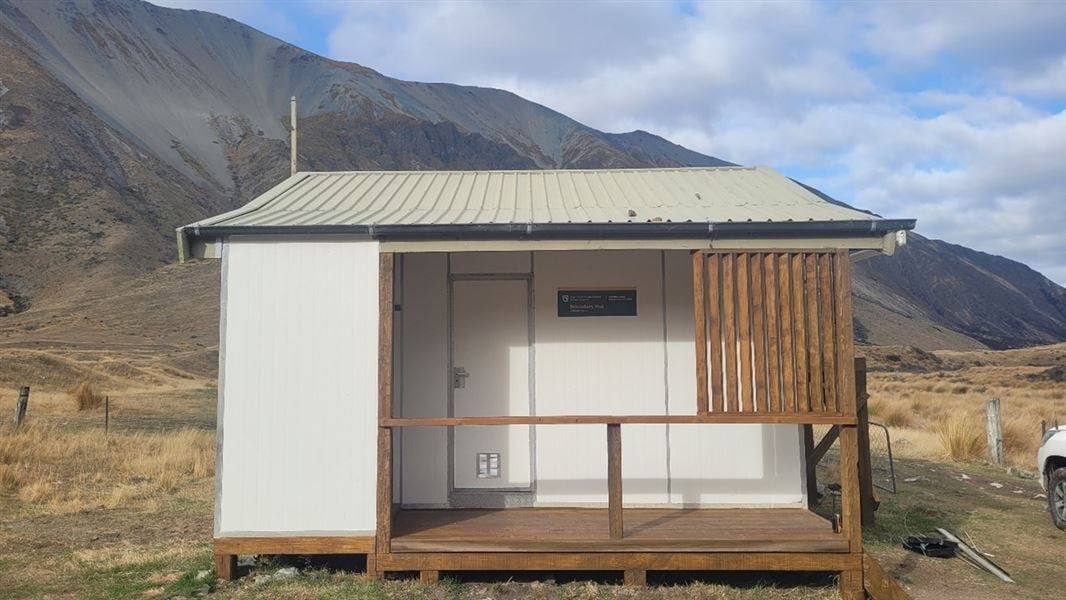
[
  {"xmin": 104, "ymin": 395, "xmax": 110, "ymax": 435},
  {"xmin": 13, "ymin": 386, "xmax": 29, "ymax": 429},
  {"xmin": 986, "ymin": 398, "xmax": 1004, "ymax": 466}
]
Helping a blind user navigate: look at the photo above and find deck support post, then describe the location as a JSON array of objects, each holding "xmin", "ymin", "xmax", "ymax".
[
  {"xmin": 624, "ymin": 569, "xmax": 647, "ymax": 586},
  {"xmin": 839, "ymin": 569, "xmax": 864, "ymax": 600},
  {"xmin": 213, "ymin": 552, "xmax": 237, "ymax": 581},
  {"xmin": 607, "ymin": 423, "xmax": 623, "ymax": 539},
  {"xmin": 832, "ymin": 251, "xmax": 865, "ymax": 599},
  {"xmin": 855, "ymin": 358, "xmax": 878, "ymax": 527},
  {"xmin": 419, "ymin": 570, "xmax": 441, "ymax": 584},
  {"xmin": 376, "ymin": 253, "xmax": 395, "ymax": 560},
  {"xmin": 365, "ymin": 554, "xmax": 378, "ymax": 580}
]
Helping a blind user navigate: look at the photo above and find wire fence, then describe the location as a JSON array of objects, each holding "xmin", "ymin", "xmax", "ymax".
[
  {"xmin": 810, "ymin": 420, "xmax": 897, "ymax": 517},
  {"xmin": 868, "ymin": 421, "xmax": 897, "ymax": 494}
]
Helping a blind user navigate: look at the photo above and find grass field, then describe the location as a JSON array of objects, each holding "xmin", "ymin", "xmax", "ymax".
[
  {"xmin": 1, "ymin": 344, "xmax": 1064, "ymax": 599},
  {"xmin": 865, "ymin": 343, "xmax": 1066, "ymax": 470}
]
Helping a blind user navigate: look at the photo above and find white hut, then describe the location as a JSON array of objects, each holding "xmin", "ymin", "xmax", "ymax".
[{"xmin": 178, "ymin": 166, "xmax": 914, "ymax": 598}]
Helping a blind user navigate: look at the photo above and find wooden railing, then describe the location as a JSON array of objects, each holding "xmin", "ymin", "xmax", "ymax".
[
  {"xmin": 380, "ymin": 410, "xmax": 863, "ymax": 543},
  {"xmin": 376, "ymin": 250, "xmax": 865, "ymax": 558},
  {"xmin": 692, "ymin": 250, "xmax": 857, "ymax": 418}
]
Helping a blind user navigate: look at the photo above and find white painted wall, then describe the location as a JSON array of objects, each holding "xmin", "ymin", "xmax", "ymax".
[
  {"xmin": 398, "ymin": 253, "xmax": 449, "ymax": 506},
  {"xmin": 532, "ymin": 251, "xmax": 670, "ymax": 505},
  {"xmin": 397, "ymin": 249, "xmax": 805, "ymax": 508},
  {"xmin": 663, "ymin": 251, "xmax": 806, "ymax": 506},
  {"xmin": 217, "ymin": 238, "xmax": 379, "ymax": 535}
]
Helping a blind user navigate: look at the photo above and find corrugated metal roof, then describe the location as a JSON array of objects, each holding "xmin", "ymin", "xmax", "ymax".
[{"xmin": 186, "ymin": 167, "xmax": 883, "ymax": 229}]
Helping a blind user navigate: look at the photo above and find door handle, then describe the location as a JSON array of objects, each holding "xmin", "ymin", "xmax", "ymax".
[{"xmin": 452, "ymin": 367, "xmax": 469, "ymax": 389}]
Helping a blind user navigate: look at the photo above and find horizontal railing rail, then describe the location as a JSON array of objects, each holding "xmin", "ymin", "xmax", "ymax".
[
  {"xmin": 380, "ymin": 417, "xmax": 854, "ymax": 545},
  {"xmin": 380, "ymin": 413, "xmax": 857, "ymax": 427}
]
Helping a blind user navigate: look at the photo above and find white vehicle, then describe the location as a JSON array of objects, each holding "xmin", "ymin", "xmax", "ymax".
[{"xmin": 1038, "ymin": 425, "xmax": 1066, "ymax": 530}]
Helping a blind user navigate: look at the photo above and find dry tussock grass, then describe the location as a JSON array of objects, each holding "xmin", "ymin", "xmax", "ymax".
[
  {"xmin": 869, "ymin": 348, "xmax": 1066, "ymax": 468},
  {"xmin": 0, "ymin": 423, "xmax": 213, "ymax": 514},
  {"xmin": 934, "ymin": 415, "xmax": 985, "ymax": 460},
  {"xmin": 69, "ymin": 380, "xmax": 104, "ymax": 411}
]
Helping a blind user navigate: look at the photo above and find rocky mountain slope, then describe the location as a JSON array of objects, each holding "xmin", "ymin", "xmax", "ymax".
[{"xmin": 2, "ymin": 0, "xmax": 1065, "ymax": 353}]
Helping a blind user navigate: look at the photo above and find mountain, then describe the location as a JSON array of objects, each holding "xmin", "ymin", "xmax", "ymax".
[
  {"xmin": 1, "ymin": 0, "xmax": 1065, "ymax": 358},
  {"xmin": 854, "ymin": 235, "xmax": 1066, "ymax": 349}
]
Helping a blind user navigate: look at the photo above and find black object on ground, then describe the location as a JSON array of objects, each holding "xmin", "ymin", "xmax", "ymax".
[{"xmin": 902, "ymin": 536, "xmax": 958, "ymax": 558}]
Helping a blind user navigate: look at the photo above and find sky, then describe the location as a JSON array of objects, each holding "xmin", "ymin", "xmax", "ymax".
[{"xmin": 154, "ymin": 0, "xmax": 1066, "ymax": 284}]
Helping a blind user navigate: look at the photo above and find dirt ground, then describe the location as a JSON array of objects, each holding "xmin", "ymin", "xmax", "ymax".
[{"xmin": 1, "ymin": 346, "xmax": 1065, "ymax": 599}]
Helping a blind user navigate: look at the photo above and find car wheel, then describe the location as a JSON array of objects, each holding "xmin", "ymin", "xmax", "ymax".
[{"xmin": 1050, "ymin": 467, "xmax": 1066, "ymax": 531}]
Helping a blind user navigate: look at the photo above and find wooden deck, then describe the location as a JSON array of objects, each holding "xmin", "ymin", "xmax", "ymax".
[{"xmin": 392, "ymin": 507, "xmax": 847, "ymax": 553}]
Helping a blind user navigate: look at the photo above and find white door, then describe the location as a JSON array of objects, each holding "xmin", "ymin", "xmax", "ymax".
[{"xmin": 451, "ymin": 278, "xmax": 532, "ymax": 491}]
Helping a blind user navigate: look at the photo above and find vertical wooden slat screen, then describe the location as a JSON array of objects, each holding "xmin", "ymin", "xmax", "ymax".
[
  {"xmin": 777, "ymin": 254, "xmax": 796, "ymax": 412},
  {"xmin": 763, "ymin": 254, "xmax": 782, "ymax": 412},
  {"xmin": 791, "ymin": 254, "xmax": 810, "ymax": 413},
  {"xmin": 691, "ymin": 250, "xmax": 856, "ymax": 418},
  {"xmin": 707, "ymin": 254, "xmax": 724, "ymax": 413},
  {"xmin": 721, "ymin": 255, "xmax": 739, "ymax": 412},
  {"xmin": 736, "ymin": 255, "xmax": 754, "ymax": 413},
  {"xmin": 692, "ymin": 255, "xmax": 709, "ymax": 414}
]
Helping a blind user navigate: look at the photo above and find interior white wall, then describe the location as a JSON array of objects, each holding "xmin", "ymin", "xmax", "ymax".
[
  {"xmin": 217, "ymin": 238, "xmax": 379, "ymax": 535},
  {"xmin": 532, "ymin": 251, "xmax": 670, "ymax": 505},
  {"xmin": 398, "ymin": 253, "xmax": 449, "ymax": 506},
  {"xmin": 397, "ymin": 249, "xmax": 806, "ymax": 508},
  {"xmin": 663, "ymin": 251, "xmax": 806, "ymax": 506}
]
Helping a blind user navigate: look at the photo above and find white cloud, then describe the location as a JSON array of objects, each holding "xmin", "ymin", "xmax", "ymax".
[
  {"xmin": 319, "ymin": 0, "xmax": 1066, "ymax": 284},
  {"xmin": 160, "ymin": 1, "xmax": 1066, "ymax": 284}
]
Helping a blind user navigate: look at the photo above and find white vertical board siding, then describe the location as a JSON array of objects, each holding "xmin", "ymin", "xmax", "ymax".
[
  {"xmin": 663, "ymin": 251, "xmax": 806, "ymax": 506},
  {"xmin": 217, "ymin": 238, "xmax": 379, "ymax": 535},
  {"xmin": 399, "ymin": 254, "xmax": 449, "ymax": 505},
  {"xmin": 532, "ymin": 251, "xmax": 670, "ymax": 505}
]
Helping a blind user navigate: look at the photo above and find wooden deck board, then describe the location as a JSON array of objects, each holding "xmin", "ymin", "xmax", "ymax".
[{"xmin": 392, "ymin": 508, "xmax": 846, "ymax": 553}]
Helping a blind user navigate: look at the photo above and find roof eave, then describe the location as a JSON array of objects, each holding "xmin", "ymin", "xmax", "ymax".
[{"xmin": 181, "ymin": 218, "xmax": 916, "ymax": 243}]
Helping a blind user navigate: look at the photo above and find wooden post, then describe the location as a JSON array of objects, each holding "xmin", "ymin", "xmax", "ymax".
[
  {"xmin": 839, "ymin": 424, "xmax": 864, "ymax": 599},
  {"xmin": 419, "ymin": 570, "xmax": 440, "ymax": 584},
  {"xmin": 986, "ymin": 398, "xmax": 1004, "ymax": 466},
  {"xmin": 365, "ymin": 554, "xmax": 378, "ymax": 580},
  {"xmin": 13, "ymin": 386, "xmax": 29, "ymax": 429},
  {"xmin": 803, "ymin": 424, "xmax": 818, "ymax": 508},
  {"xmin": 834, "ymin": 251, "xmax": 864, "ymax": 599},
  {"xmin": 607, "ymin": 423, "xmax": 623, "ymax": 540},
  {"xmin": 104, "ymin": 395, "xmax": 110, "ymax": 435},
  {"xmin": 214, "ymin": 552, "xmax": 237, "ymax": 581},
  {"xmin": 624, "ymin": 569, "xmax": 647, "ymax": 586},
  {"xmin": 863, "ymin": 551, "xmax": 912, "ymax": 600},
  {"xmin": 692, "ymin": 252, "xmax": 709, "ymax": 414},
  {"xmin": 707, "ymin": 254, "xmax": 724, "ymax": 413},
  {"xmin": 375, "ymin": 253, "xmax": 395, "ymax": 562},
  {"xmin": 855, "ymin": 358, "xmax": 877, "ymax": 527}
]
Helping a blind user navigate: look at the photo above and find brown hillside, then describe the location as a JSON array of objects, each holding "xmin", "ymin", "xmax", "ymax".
[{"xmin": 1, "ymin": 0, "xmax": 1065, "ymax": 355}]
